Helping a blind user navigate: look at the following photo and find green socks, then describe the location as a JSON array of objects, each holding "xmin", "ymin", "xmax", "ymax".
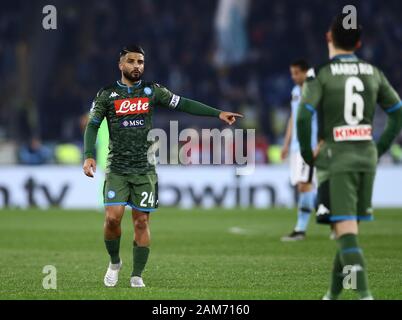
[
  {"xmin": 132, "ymin": 241, "xmax": 150, "ymax": 277},
  {"xmin": 329, "ymin": 233, "xmax": 371, "ymax": 299},
  {"xmin": 105, "ymin": 238, "xmax": 149, "ymax": 276},
  {"xmin": 104, "ymin": 237, "xmax": 121, "ymax": 264},
  {"xmin": 328, "ymin": 250, "xmax": 344, "ymax": 299}
]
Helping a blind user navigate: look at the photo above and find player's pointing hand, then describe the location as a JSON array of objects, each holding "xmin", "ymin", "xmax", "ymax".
[
  {"xmin": 83, "ymin": 158, "xmax": 97, "ymax": 178},
  {"xmin": 219, "ymin": 112, "xmax": 243, "ymax": 125}
]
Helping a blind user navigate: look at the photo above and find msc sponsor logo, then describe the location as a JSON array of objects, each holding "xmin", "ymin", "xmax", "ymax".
[
  {"xmin": 120, "ymin": 119, "xmax": 145, "ymax": 128},
  {"xmin": 114, "ymin": 98, "xmax": 150, "ymax": 115}
]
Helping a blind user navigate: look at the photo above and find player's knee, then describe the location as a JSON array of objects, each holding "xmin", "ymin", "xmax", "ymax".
[
  {"xmin": 134, "ymin": 215, "xmax": 149, "ymax": 231},
  {"xmin": 105, "ymin": 216, "xmax": 121, "ymax": 229},
  {"xmin": 334, "ymin": 220, "xmax": 358, "ymax": 236}
]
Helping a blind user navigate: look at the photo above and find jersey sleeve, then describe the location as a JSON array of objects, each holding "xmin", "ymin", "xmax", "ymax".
[
  {"xmin": 88, "ymin": 89, "xmax": 108, "ymax": 125},
  {"xmin": 153, "ymin": 83, "xmax": 221, "ymax": 117},
  {"xmin": 299, "ymin": 68, "xmax": 323, "ymax": 111},
  {"xmin": 154, "ymin": 84, "xmax": 181, "ymax": 109},
  {"xmin": 377, "ymin": 71, "xmax": 402, "ymax": 113},
  {"xmin": 84, "ymin": 89, "xmax": 108, "ymax": 159},
  {"xmin": 296, "ymin": 68, "xmax": 323, "ymax": 165}
]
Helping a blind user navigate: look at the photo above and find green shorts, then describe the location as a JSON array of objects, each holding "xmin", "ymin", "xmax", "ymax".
[
  {"xmin": 316, "ymin": 170, "xmax": 375, "ymax": 224},
  {"xmin": 103, "ymin": 172, "xmax": 158, "ymax": 212}
]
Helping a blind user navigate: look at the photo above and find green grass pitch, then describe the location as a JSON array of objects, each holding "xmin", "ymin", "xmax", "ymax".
[{"xmin": 0, "ymin": 208, "xmax": 401, "ymax": 300}]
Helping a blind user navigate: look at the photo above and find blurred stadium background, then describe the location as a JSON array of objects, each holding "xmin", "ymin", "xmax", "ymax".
[
  {"xmin": 1, "ymin": 0, "xmax": 402, "ymax": 209},
  {"xmin": 1, "ymin": 0, "xmax": 402, "ymax": 166},
  {"xmin": 0, "ymin": 0, "xmax": 402, "ymax": 300}
]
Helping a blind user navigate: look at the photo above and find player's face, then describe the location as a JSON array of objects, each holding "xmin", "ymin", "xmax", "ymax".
[
  {"xmin": 119, "ymin": 52, "xmax": 145, "ymax": 82},
  {"xmin": 290, "ymin": 66, "xmax": 307, "ymax": 86}
]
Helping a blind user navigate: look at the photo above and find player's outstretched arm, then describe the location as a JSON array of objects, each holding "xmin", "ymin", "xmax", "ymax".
[
  {"xmin": 176, "ymin": 98, "xmax": 243, "ymax": 125},
  {"xmin": 218, "ymin": 111, "xmax": 243, "ymax": 125}
]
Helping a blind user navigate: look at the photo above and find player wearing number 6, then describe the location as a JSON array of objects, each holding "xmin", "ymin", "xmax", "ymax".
[
  {"xmin": 297, "ymin": 15, "xmax": 402, "ymax": 299},
  {"xmin": 82, "ymin": 45, "xmax": 242, "ymax": 288}
]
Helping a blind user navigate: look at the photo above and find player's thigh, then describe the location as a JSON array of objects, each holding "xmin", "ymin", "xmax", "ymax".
[
  {"xmin": 329, "ymin": 172, "xmax": 359, "ymax": 222},
  {"xmin": 127, "ymin": 173, "xmax": 158, "ymax": 213},
  {"xmin": 105, "ymin": 205, "xmax": 125, "ymax": 224},
  {"xmin": 103, "ymin": 172, "xmax": 130, "ymax": 206},
  {"xmin": 357, "ymin": 171, "xmax": 375, "ymax": 219},
  {"xmin": 316, "ymin": 170, "xmax": 331, "ymax": 224},
  {"xmin": 329, "ymin": 173, "xmax": 360, "ymax": 236}
]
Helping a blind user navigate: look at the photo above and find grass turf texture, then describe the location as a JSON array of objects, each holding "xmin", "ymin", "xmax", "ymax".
[{"xmin": 0, "ymin": 208, "xmax": 401, "ymax": 300}]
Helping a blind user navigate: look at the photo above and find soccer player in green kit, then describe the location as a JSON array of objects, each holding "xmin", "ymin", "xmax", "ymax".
[
  {"xmin": 83, "ymin": 45, "xmax": 242, "ymax": 288},
  {"xmin": 297, "ymin": 15, "xmax": 402, "ymax": 299}
]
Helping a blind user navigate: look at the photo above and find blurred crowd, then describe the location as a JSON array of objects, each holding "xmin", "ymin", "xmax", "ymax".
[{"xmin": 0, "ymin": 0, "xmax": 402, "ymax": 165}]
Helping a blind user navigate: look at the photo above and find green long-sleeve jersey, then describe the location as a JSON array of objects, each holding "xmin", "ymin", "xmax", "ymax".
[
  {"xmin": 84, "ymin": 80, "xmax": 222, "ymax": 174},
  {"xmin": 297, "ymin": 54, "xmax": 402, "ymax": 172}
]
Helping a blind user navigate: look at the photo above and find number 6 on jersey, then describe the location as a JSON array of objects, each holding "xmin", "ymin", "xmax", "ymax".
[{"xmin": 344, "ymin": 76, "xmax": 364, "ymax": 125}]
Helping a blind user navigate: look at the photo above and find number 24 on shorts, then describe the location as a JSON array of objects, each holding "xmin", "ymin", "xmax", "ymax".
[{"xmin": 140, "ymin": 192, "xmax": 154, "ymax": 207}]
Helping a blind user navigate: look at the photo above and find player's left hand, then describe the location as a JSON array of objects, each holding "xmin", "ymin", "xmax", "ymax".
[{"xmin": 219, "ymin": 112, "xmax": 243, "ymax": 125}]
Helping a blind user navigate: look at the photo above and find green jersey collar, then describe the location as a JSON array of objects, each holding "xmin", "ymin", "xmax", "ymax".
[
  {"xmin": 331, "ymin": 54, "xmax": 358, "ymax": 62},
  {"xmin": 116, "ymin": 80, "xmax": 142, "ymax": 93}
]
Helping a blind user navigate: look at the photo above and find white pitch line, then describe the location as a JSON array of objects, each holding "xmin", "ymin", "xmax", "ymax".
[{"xmin": 228, "ymin": 226, "xmax": 250, "ymax": 235}]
